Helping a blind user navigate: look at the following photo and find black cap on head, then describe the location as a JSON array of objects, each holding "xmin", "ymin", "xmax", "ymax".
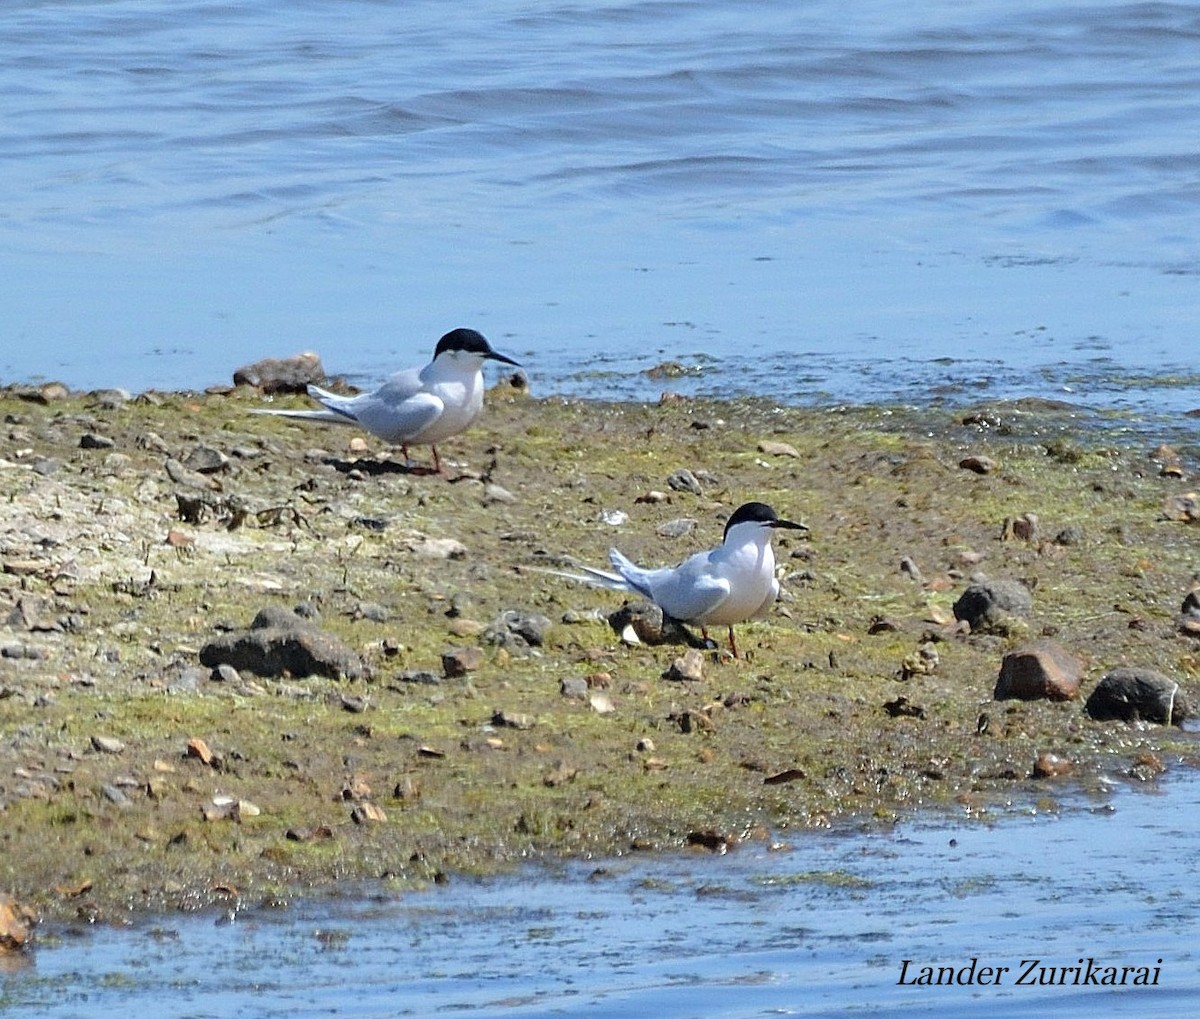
[
  {"xmin": 434, "ymin": 328, "xmax": 520, "ymax": 366},
  {"xmin": 723, "ymin": 501, "xmax": 807, "ymax": 539}
]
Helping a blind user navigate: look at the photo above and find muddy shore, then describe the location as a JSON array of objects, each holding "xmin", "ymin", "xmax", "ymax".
[{"xmin": 2, "ymin": 380, "xmax": 1199, "ymax": 926}]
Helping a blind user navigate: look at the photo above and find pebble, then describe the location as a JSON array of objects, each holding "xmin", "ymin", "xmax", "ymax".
[
  {"xmin": 666, "ymin": 468, "xmax": 703, "ymax": 495},
  {"xmin": 1032, "ymin": 752, "xmax": 1073, "ymax": 779},
  {"xmin": 442, "ymin": 646, "xmax": 485, "ymax": 678},
  {"xmin": 232, "ymin": 352, "xmax": 326, "ymax": 393},
  {"xmin": 91, "ymin": 735, "xmax": 126, "ymax": 755},
  {"xmin": 79, "ymin": 432, "xmax": 115, "ymax": 450},
  {"xmin": 560, "ymin": 677, "xmax": 589, "ymax": 700},
  {"xmin": 411, "ymin": 536, "xmax": 469, "ymax": 559},
  {"xmin": 597, "ymin": 508, "xmax": 629, "ymax": 526},
  {"xmin": 484, "ymin": 483, "xmax": 516, "ymax": 504},
  {"xmin": 184, "ymin": 445, "xmax": 229, "ymax": 474},
  {"xmin": 485, "ymin": 609, "xmax": 553, "ymax": 648},
  {"xmin": 952, "ymin": 577, "xmax": 1033, "ymax": 632},
  {"xmin": 663, "ymin": 648, "xmax": 705, "ymax": 682},
  {"xmin": 757, "ymin": 440, "xmax": 801, "ymax": 458},
  {"xmin": 656, "ymin": 517, "xmax": 696, "ymax": 539},
  {"xmin": 958, "ymin": 454, "xmax": 997, "ymax": 474},
  {"xmin": 491, "ymin": 709, "xmax": 534, "ymax": 730}
]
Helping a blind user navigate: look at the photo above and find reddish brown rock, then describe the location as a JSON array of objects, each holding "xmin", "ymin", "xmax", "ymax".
[
  {"xmin": 994, "ymin": 641, "xmax": 1081, "ymax": 701},
  {"xmin": 0, "ymin": 896, "xmax": 34, "ymax": 952},
  {"xmin": 1032, "ymin": 752, "xmax": 1073, "ymax": 779}
]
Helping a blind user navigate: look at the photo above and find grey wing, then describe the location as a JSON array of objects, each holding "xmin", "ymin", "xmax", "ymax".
[
  {"xmin": 651, "ymin": 570, "xmax": 730, "ymax": 624},
  {"xmin": 619, "ymin": 549, "xmax": 729, "ymax": 624},
  {"xmin": 310, "ymin": 371, "xmax": 442, "ymax": 443}
]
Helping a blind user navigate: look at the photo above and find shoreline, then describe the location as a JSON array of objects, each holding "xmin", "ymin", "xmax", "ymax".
[{"xmin": 2, "ymin": 382, "xmax": 1199, "ymax": 928}]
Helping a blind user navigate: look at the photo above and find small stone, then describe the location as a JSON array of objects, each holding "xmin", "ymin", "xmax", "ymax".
[
  {"xmin": 636, "ymin": 737, "xmax": 656, "ymax": 753},
  {"xmin": 448, "ymin": 618, "xmax": 487, "ymax": 638},
  {"xmin": 483, "ymin": 483, "xmax": 517, "ymax": 504},
  {"xmin": 597, "ymin": 508, "xmax": 629, "ymax": 526},
  {"xmin": 657, "ymin": 518, "xmax": 697, "ymax": 539},
  {"xmin": 80, "ymin": 432, "xmax": 115, "ymax": 450},
  {"xmin": 900, "ymin": 642, "xmax": 939, "ymax": 679},
  {"xmin": 635, "ymin": 491, "xmax": 669, "ymax": 504},
  {"xmin": 485, "ymin": 609, "xmax": 553, "ymax": 648},
  {"xmin": 666, "ymin": 468, "xmax": 703, "ymax": 495},
  {"xmin": 350, "ymin": 802, "xmax": 387, "ymax": 824},
  {"xmin": 355, "ymin": 602, "xmax": 389, "ymax": 623},
  {"xmin": 442, "ymin": 646, "xmax": 485, "ymax": 678},
  {"xmin": 392, "ymin": 775, "xmax": 421, "ymax": 801},
  {"xmin": 1032, "ymin": 752, "xmax": 1073, "ymax": 779},
  {"xmin": 0, "ymin": 896, "xmax": 34, "ymax": 952},
  {"xmin": 91, "ymin": 735, "xmax": 126, "ymax": 755},
  {"xmin": 959, "ymin": 454, "xmax": 997, "ymax": 474},
  {"xmin": 995, "ymin": 641, "xmax": 1081, "ymax": 701},
  {"xmin": 543, "ymin": 761, "xmax": 577, "ymax": 787},
  {"xmin": 899, "ymin": 556, "xmax": 923, "ymax": 583},
  {"xmin": 1053, "ymin": 525, "xmax": 1084, "ymax": 546},
  {"xmin": 101, "ymin": 783, "xmax": 133, "ymax": 806},
  {"xmin": 491, "ymin": 710, "xmax": 534, "ymax": 730},
  {"xmin": 213, "ymin": 663, "xmax": 240, "ymax": 683},
  {"xmin": 1004, "ymin": 513, "xmax": 1039, "ymax": 542},
  {"xmin": 560, "ymin": 677, "xmax": 589, "ymax": 700},
  {"xmin": 757, "ymin": 440, "xmax": 801, "ymax": 458},
  {"xmin": 186, "ymin": 737, "xmax": 214, "ymax": 766},
  {"xmin": 952, "ymin": 578, "xmax": 1033, "ymax": 632},
  {"xmin": 589, "ymin": 692, "xmax": 616, "ymax": 714},
  {"xmin": 663, "ymin": 648, "xmax": 705, "ymax": 682},
  {"xmin": 1161, "ymin": 492, "xmax": 1200, "ymax": 523},
  {"xmin": 183, "ymin": 445, "xmax": 229, "ymax": 474},
  {"xmin": 234, "ymin": 352, "xmax": 326, "ymax": 393},
  {"xmin": 411, "ymin": 536, "xmax": 469, "ymax": 559}
]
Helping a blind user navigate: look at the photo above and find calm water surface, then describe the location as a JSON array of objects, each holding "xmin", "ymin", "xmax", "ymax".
[
  {"xmin": 1, "ymin": 0, "xmax": 1198, "ymax": 418},
  {"xmin": 5, "ymin": 770, "xmax": 1200, "ymax": 1018}
]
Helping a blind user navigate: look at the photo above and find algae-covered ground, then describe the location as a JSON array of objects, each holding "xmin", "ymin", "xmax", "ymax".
[{"xmin": 2, "ymin": 380, "xmax": 1199, "ymax": 924}]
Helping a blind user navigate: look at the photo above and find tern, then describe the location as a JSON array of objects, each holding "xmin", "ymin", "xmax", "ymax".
[
  {"xmin": 544, "ymin": 501, "xmax": 807, "ymax": 657},
  {"xmin": 252, "ymin": 328, "xmax": 520, "ymax": 473}
]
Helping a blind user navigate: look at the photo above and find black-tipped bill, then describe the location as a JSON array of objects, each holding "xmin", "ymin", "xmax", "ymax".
[{"xmin": 767, "ymin": 517, "xmax": 808, "ymax": 531}]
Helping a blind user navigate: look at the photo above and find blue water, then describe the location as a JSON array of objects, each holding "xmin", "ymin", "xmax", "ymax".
[
  {"xmin": 2, "ymin": 0, "xmax": 1197, "ymax": 415},
  {"xmin": 6, "ymin": 770, "xmax": 1200, "ymax": 1018}
]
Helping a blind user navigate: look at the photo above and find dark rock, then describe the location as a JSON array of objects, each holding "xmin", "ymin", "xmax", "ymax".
[
  {"xmin": 995, "ymin": 641, "xmax": 1082, "ymax": 701},
  {"xmin": 485, "ymin": 609, "xmax": 552, "ymax": 648},
  {"xmin": 1053, "ymin": 525, "xmax": 1084, "ymax": 546},
  {"xmin": 666, "ymin": 468, "xmax": 703, "ymax": 495},
  {"xmin": 200, "ymin": 610, "xmax": 365, "ymax": 681},
  {"xmin": 1085, "ymin": 667, "xmax": 1190, "ymax": 725},
  {"xmin": 233, "ymin": 352, "xmax": 326, "ymax": 394},
  {"xmin": 183, "ymin": 444, "xmax": 229, "ymax": 474},
  {"xmin": 952, "ymin": 578, "xmax": 1033, "ymax": 632},
  {"xmin": 80, "ymin": 432, "xmax": 115, "ymax": 450},
  {"xmin": 1183, "ymin": 589, "xmax": 1200, "ymax": 618},
  {"xmin": 559, "ymin": 677, "xmax": 589, "ymax": 699}
]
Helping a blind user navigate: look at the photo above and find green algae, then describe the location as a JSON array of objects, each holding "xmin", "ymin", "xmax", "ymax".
[{"xmin": 1, "ymin": 384, "xmax": 1199, "ymax": 924}]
